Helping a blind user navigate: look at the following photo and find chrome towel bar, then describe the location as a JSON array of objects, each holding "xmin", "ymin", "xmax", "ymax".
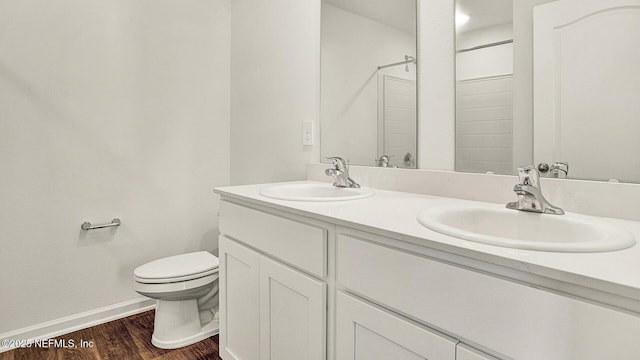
[{"xmin": 81, "ymin": 218, "xmax": 121, "ymax": 231}]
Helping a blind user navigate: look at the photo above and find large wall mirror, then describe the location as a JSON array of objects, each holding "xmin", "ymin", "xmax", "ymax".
[
  {"xmin": 321, "ymin": 0, "xmax": 640, "ymax": 183},
  {"xmin": 456, "ymin": 0, "xmax": 640, "ymax": 183},
  {"xmin": 320, "ymin": 0, "xmax": 418, "ymax": 168}
]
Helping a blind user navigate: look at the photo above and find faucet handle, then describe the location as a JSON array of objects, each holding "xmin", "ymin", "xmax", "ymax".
[
  {"xmin": 375, "ymin": 155, "xmax": 393, "ymax": 167},
  {"xmin": 517, "ymin": 165, "xmax": 540, "ymax": 187},
  {"xmin": 537, "ymin": 161, "xmax": 569, "ymax": 178},
  {"xmin": 323, "ymin": 156, "xmax": 348, "ymax": 171},
  {"xmin": 550, "ymin": 162, "xmax": 569, "ymax": 178},
  {"xmin": 323, "ymin": 156, "xmax": 344, "ymax": 163}
]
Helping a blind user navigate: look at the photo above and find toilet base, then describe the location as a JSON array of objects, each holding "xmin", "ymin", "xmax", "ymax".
[
  {"xmin": 150, "ymin": 299, "xmax": 219, "ymax": 349},
  {"xmin": 152, "ymin": 319, "xmax": 219, "ymax": 349}
]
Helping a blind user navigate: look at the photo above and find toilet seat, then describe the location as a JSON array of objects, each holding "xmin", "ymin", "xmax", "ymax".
[
  {"xmin": 135, "ymin": 268, "xmax": 219, "ymax": 284},
  {"xmin": 134, "ymin": 272, "xmax": 219, "ymax": 296},
  {"xmin": 134, "ymin": 251, "xmax": 219, "ymax": 284}
]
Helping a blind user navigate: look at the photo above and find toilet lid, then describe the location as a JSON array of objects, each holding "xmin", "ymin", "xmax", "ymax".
[{"xmin": 134, "ymin": 251, "xmax": 219, "ymax": 281}]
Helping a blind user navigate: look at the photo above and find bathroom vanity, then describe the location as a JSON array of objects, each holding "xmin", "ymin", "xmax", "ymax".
[{"xmin": 215, "ymin": 181, "xmax": 640, "ymax": 360}]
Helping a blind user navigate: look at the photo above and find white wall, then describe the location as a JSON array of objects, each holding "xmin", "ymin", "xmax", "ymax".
[
  {"xmin": 512, "ymin": 0, "xmax": 556, "ymax": 168},
  {"xmin": 417, "ymin": 0, "xmax": 456, "ymax": 170},
  {"xmin": 230, "ymin": 0, "xmax": 321, "ymax": 185},
  {"xmin": 456, "ymin": 23, "xmax": 513, "ymax": 80},
  {"xmin": 0, "ymin": 0, "xmax": 230, "ymax": 334},
  {"xmin": 320, "ymin": 3, "xmax": 416, "ymax": 166},
  {"xmin": 457, "ymin": 22, "xmax": 513, "ymax": 49}
]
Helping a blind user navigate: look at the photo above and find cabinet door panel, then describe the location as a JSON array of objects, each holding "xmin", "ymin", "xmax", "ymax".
[
  {"xmin": 219, "ymin": 235, "xmax": 260, "ymax": 360},
  {"xmin": 260, "ymin": 256, "xmax": 327, "ymax": 360},
  {"xmin": 336, "ymin": 291, "xmax": 457, "ymax": 360},
  {"xmin": 354, "ymin": 325, "xmax": 425, "ymax": 360}
]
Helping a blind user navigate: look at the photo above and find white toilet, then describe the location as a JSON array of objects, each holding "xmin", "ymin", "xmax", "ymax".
[{"xmin": 133, "ymin": 251, "xmax": 220, "ymax": 349}]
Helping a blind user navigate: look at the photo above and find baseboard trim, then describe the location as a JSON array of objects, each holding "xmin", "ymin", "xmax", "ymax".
[{"xmin": 0, "ymin": 297, "xmax": 155, "ymax": 353}]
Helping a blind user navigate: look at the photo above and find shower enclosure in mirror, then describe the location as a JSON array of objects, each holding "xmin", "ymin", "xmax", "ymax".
[
  {"xmin": 455, "ymin": 0, "xmax": 514, "ymax": 176},
  {"xmin": 320, "ymin": 0, "xmax": 418, "ymax": 168}
]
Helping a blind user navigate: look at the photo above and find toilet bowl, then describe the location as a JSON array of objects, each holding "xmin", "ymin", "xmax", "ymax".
[{"xmin": 133, "ymin": 251, "xmax": 219, "ymax": 349}]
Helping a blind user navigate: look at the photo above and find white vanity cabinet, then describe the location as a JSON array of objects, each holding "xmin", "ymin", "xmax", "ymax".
[
  {"xmin": 218, "ymin": 201, "xmax": 328, "ymax": 360},
  {"xmin": 336, "ymin": 230, "xmax": 640, "ymax": 360},
  {"xmin": 216, "ymin": 194, "xmax": 640, "ymax": 360}
]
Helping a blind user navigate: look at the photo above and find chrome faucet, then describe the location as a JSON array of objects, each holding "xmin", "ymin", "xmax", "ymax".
[
  {"xmin": 537, "ymin": 161, "xmax": 569, "ymax": 178},
  {"xmin": 324, "ymin": 157, "xmax": 361, "ymax": 188},
  {"xmin": 375, "ymin": 155, "xmax": 392, "ymax": 167},
  {"xmin": 506, "ymin": 165, "xmax": 564, "ymax": 215},
  {"xmin": 550, "ymin": 162, "xmax": 569, "ymax": 179}
]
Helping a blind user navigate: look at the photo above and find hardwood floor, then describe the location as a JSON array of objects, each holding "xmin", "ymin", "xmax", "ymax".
[{"xmin": 0, "ymin": 311, "xmax": 221, "ymax": 360}]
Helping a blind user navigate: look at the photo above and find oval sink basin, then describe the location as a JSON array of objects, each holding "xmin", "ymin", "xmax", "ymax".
[
  {"xmin": 259, "ymin": 182, "xmax": 374, "ymax": 202},
  {"xmin": 417, "ymin": 205, "xmax": 635, "ymax": 252}
]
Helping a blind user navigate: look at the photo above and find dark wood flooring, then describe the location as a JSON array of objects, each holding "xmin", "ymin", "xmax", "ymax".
[{"xmin": 0, "ymin": 311, "xmax": 221, "ymax": 360}]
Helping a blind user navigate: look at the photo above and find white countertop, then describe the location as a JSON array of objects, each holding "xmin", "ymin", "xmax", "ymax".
[{"xmin": 215, "ymin": 181, "xmax": 640, "ymax": 305}]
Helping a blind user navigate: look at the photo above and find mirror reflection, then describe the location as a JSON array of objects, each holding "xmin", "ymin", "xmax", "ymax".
[
  {"xmin": 455, "ymin": 0, "xmax": 514, "ymax": 176},
  {"xmin": 321, "ymin": 0, "xmax": 418, "ymax": 168},
  {"xmin": 455, "ymin": 0, "xmax": 640, "ymax": 183},
  {"xmin": 320, "ymin": 0, "xmax": 640, "ymax": 182},
  {"xmin": 532, "ymin": 0, "xmax": 640, "ymax": 183}
]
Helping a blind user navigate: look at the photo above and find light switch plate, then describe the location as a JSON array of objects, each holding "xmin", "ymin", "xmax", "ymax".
[{"xmin": 303, "ymin": 121, "xmax": 314, "ymax": 146}]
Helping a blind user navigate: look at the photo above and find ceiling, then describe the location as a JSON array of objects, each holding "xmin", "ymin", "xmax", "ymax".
[
  {"xmin": 323, "ymin": 0, "xmax": 417, "ymax": 34},
  {"xmin": 456, "ymin": 0, "xmax": 513, "ymax": 33}
]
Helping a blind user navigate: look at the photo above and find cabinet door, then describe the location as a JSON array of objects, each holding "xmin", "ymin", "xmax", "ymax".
[
  {"xmin": 336, "ymin": 291, "xmax": 457, "ymax": 360},
  {"xmin": 219, "ymin": 236, "xmax": 260, "ymax": 360},
  {"xmin": 457, "ymin": 344, "xmax": 500, "ymax": 360},
  {"xmin": 259, "ymin": 256, "xmax": 326, "ymax": 360}
]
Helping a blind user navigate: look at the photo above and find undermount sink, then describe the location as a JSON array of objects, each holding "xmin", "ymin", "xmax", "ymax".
[
  {"xmin": 259, "ymin": 182, "xmax": 374, "ymax": 202},
  {"xmin": 417, "ymin": 205, "xmax": 635, "ymax": 252}
]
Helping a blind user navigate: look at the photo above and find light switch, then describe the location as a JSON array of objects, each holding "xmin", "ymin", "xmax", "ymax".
[{"xmin": 303, "ymin": 121, "xmax": 314, "ymax": 146}]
